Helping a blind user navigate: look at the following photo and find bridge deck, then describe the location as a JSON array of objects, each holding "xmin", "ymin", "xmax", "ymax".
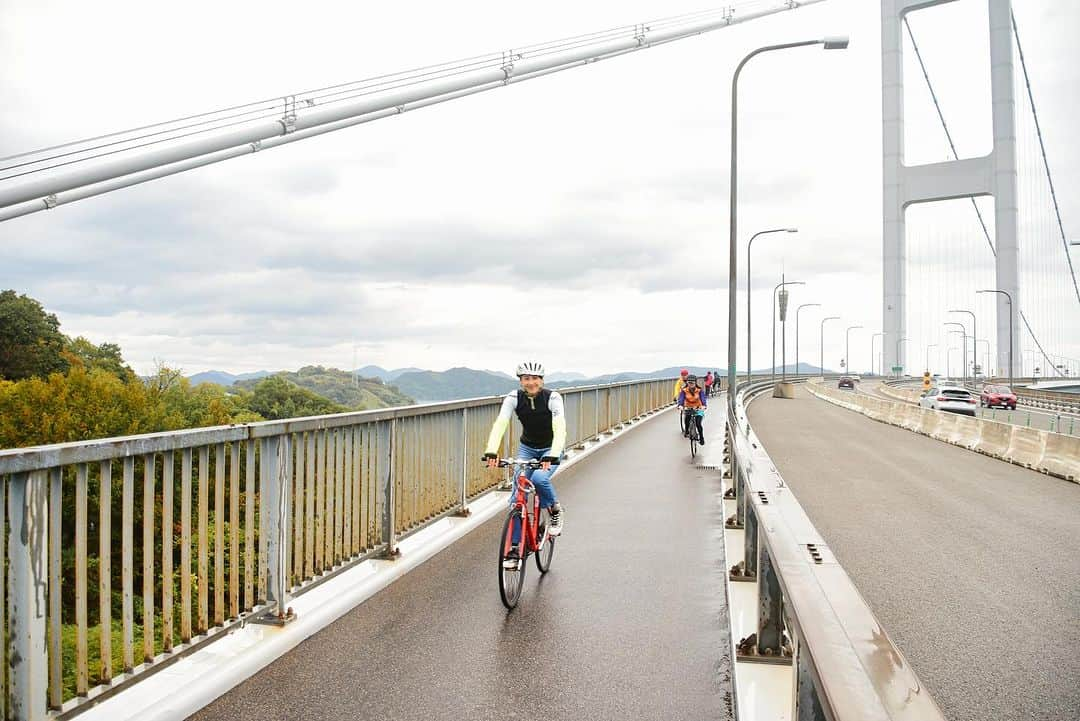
[
  {"xmin": 189, "ymin": 409, "xmax": 731, "ymax": 721},
  {"xmin": 748, "ymin": 387, "xmax": 1080, "ymax": 721}
]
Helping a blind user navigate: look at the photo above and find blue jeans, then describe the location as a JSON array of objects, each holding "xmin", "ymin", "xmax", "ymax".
[{"xmin": 509, "ymin": 443, "xmax": 560, "ymax": 544}]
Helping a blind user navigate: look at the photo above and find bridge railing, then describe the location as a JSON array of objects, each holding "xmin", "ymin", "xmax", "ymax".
[
  {"xmin": 726, "ymin": 377, "xmax": 947, "ymax": 721},
  {"xmin": 0, "ymin": 377, "xmax": 673, "ymax": 720}
]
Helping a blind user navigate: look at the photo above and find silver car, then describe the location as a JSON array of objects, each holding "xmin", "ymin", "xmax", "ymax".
[{"xmin": 919, "ymin": 385, "xmax": 978, "ymax": 416}]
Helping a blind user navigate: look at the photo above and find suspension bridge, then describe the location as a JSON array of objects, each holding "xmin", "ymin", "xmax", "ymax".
[{"xmin": 0, "ymin": 1, "xmax": 1077, "ymax": 720}]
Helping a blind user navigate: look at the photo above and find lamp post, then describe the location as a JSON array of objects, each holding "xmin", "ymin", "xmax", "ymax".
[
  {"xmin": 845, "ymin": 325, "xmax": 863, "ymax": 376},
  {"xmin": 895, "ymin": 337, "xmax": 908, "ymax": 377},
  {"xmin": 871, "ymin": 332, "xmax": 883, "ymax": 376},
  {"xmin": 945, "ymin": 323, "xmax": 966, "ymax": 383},
  {"xmin": 795, "ymin": 303, "xmax": 821, "ymax": 376},
  {"xmin": 820, "ymin": 316, "xmax": 840, "ymax": 378},
  {"xmin": 926, "ymin": 343, "xmax": 938, "ymax": 375},
  {"xmin": 948, "ymin": 309, "xmax": 977, "ymax": 381},
  {"xmin": 747, "ymin": 228, "xmax": 797, "ymax": 383},
  {"xmin": 772, "ymin": 279, "xmax": 804, "ymax": 384},
  {"xmin": 977, "ymin": 289, "xmax": 1013, "ymax": 388},
  {"xmin": 726, "ymin": 36, "xmax": 850, "ymax": 415}
]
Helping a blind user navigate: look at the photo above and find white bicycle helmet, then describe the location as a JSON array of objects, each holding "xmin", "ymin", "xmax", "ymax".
[{"xmin": 516, "ymin": 361, "xmax": 545, "ymax": 378}]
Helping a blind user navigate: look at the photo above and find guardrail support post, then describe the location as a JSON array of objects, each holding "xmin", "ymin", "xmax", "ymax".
[
  {"xmin": 757, "ymin": 545, "xmax": 787, "ymax": 659},
  {"xmin": 457, "ymin": 408, "xmax": 471, "ymax": 516},
  {"xmin": 259, "ymin": 436, "xmax": 294, "ymax": 624},
  {"xmin": 381, "ymin": 419, "xmax": 400, "ymax": 558},
  {"xmin": 7, "ymin": 470, "xmax": 49, "ymax": 721},
  {"xmin": 796, "ymin": 642, "xmax": 828, "ymax": 721},
  {"xmin": 744, "ymin": 505, "xmax": 758, "ymax": 578}
]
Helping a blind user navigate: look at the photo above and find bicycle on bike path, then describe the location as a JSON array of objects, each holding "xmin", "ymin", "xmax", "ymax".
[{"xmin": 487, "ymin": 457, "xmax": 556, "ymax": 609}]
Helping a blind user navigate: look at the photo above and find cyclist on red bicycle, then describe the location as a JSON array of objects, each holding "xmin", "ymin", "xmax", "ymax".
[
  {"xmin": 678, "ymin": 374, "xmax": 707, "ymax": 444},
  {"xmin": 484, "ymin": 361, "xmax": 566, "ymax": 567}
]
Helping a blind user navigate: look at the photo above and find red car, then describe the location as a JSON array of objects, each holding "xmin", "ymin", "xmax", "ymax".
[
  {"xmin": 838, "ymin": 377, "xmax": 855, "ymax": 389},
  {"xmin": 980, "ymin": 384, "xmax": 1017, "ymax": 409}
]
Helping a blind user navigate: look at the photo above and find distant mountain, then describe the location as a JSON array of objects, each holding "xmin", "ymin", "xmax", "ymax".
[
  {"xmin": 546, "ymin": 372, "xmax": 587, "ymax": 383},
  {"xmin": 353, "ymin": 365, "xmax": 425, "ymax": 382},
  {"xmin": 394, "ymin": 367, "xmax": 517, "ymax": 402},
  {"xmin": 234, "ymin": 366, "xmax": 413, "ymax": 410},
  {"xmin": 188, "ymin": 370, "xmax": 271, "ymax": 386}
]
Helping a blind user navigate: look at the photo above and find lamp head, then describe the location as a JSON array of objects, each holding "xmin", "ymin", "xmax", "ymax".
[{"xmin": 823, "ymin": 36, "xmax": 850, "ymax": 50}]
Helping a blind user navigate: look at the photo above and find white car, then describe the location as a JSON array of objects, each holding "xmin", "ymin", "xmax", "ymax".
[{"xmin": 919, "ymin": 385, "xmax": 978, "ymax": 416}]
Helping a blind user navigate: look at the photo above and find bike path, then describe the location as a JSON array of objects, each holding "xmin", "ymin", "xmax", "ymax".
[
  {"xmin": 189, "ymin": 408, "xmax": 733, "ymax": 721},
  {"xmin": 748, "ymin": 387, "xmax": 1080, "ymax": 721}
]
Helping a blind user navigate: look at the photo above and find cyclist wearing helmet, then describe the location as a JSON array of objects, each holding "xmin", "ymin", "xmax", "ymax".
[
  {"xmin": 678, "ymin": 374, "xmax": 707, "ymax": 444},
  {"xmin": 483, "ymin": 361, "xmax": 566, "ymax": 557}
]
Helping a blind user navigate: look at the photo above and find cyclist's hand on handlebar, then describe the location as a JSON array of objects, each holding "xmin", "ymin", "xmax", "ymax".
[
  {"xmin": 540, "ymin": 455, "xmax": 558, "ymax": 471},
  {"xmin": 482, "ymin": 452, "xmax": 498, "ymax": 469}
]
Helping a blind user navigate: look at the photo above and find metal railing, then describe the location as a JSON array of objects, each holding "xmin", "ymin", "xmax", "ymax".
[
  {"xmin": 725, "ymin": 377, "xmax": 946, "ymax": 720},
  {"xmin": 0, "ymin": 377, "xmax": 674, "ymax": 720}
]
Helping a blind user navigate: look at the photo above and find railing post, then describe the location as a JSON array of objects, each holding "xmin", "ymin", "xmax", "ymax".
[
  {"xmin": 744, "ymin": 504, "xmax": 758, "ymax": 578},
  {"xmin": 795, "ymin": 640, "xmax": 828, "ymax": 720},
  {"xmin": 381, "ymin": 418, "xmax": 399, "ymax": 558},
  {"xmin": 260, "ymin": 435, "xmax": 294, "ymax": 622},
  {"xmin": 7, "ymin": 470, "xmax": 48, "ymax": 721},
  {"xmin": 458, "ymin": 408, "xmax": 470, "ymax": 515},
  {"xmin": 757, "ymin": 544, "xmax": 786, "ymax": 658}
]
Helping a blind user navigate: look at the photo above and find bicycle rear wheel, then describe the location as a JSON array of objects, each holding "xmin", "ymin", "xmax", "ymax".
[
  {"xmin": 690, "ymin": 431, "xmax": 697, "ymax": 459},
  {"xmin": 535, "ymin": 510, "xmax": 555, "ymax": 574},
  {"xmin": 498, "ymin": 509, "xmax": 527, "ymax": 609}
]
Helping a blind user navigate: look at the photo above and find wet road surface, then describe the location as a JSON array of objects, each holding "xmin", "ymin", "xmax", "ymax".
[
  {"xmin": 748, "ymin": 387, "xmax": 1080, "ymax": 721},
  {"xmin": 190, "ymin": 409, "xmax": 733, "ymax": 721}
]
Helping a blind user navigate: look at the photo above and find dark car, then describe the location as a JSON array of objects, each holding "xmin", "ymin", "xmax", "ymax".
[
  {"xmin": 838, "ymin": 377, "xmax": 855, "ymax": 389},
  {"xmin": 980, "ymin": 384, "xmax": 1017, "ymax": 409}
]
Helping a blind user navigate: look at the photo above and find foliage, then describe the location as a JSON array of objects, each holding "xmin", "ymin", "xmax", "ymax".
[
  {"xmin": 235, "ymin": 365, "xmax": 414, "ymax": 411},
  {"xmin": 243, "ymin": 375, "xmax": 347, "ymax": 420},
  {"xmin": 0, "ymin": 289, "xmax": 69, "ymax": 380}
]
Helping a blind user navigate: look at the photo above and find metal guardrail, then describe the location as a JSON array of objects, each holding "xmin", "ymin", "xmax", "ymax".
[
  {"xmin": 725, "ymin": 377, "xmax": 946, "ymax": 720},
  {"xmin": 0, "ymin": 377, "xmax": 674, "ymax": 720}
]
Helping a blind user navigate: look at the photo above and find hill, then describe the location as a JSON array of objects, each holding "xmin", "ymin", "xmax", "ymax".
[
  {"xmin": 188, "ymin": 369, "xmax": 271, "ymax": 386},
  {"xmin": 235, "ymin": 366, "xmax": 413, "ymax": 410},
  {"xmin": 353, "ymin": 365, "xmax": 425, "ymax": 382},
  {"xmin": 394, "ymin": 367, "xmax": 518, "ymax": 402}
]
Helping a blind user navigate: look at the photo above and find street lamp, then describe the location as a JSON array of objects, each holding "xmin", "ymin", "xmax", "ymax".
[
  {"xmin": 845, "ymin": 325, "xmax": 863, "ymax": 376},
  {"xmin": 795, "ymin": 303, "xmax": 821, "ymax": 376},
  {"xmin": 895, "ymin": 336, "xmax": 908, "ymax": 377},
  {"xmin": 820, "ymin": 316, "xmax": 840, "ymax": 377},
  {"xmin": 726, "ymin": 36, "xmax": 850, "ymax": 414},
  {"xmin": 948, "ymin": 309, "xmax": 977, "ymax": 380},
  {"xmin": 926, "ymin": 343, "xmax": 938, "ymax": 375},
  {"xmin": 977, "ymin": 289, "xmax": 1013, "ymax": 389},
  {"xmin": 772, "ymin": 279, "xmax": 804, "ymax": 383},
  {"xmin": 944, "ymin": 322, "xmax": 966, "ymax": 383},
  {"xmin": 871, "ymin": 332, "xmax": 883, "ymax": 376},
  {"xmin": 747, "ymin": 228, "xmax": 798, "ymax": 383}
]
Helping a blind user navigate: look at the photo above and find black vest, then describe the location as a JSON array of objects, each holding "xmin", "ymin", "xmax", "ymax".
[{"xmin": 515, "ymin": 388, "xmax": 554, "ymax": 449}]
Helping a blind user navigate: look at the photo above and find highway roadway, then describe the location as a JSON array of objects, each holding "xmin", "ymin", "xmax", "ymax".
[
  {"xmin": 856, "ymin": 380, "xmax": 1080, "ymax": 435},
  {"xmin": 748, "ymin": 387, "xmax": 1080, "ymax": 721},
  {"xmin": 189, "ymin": 409, "xmax": 733, "ymax": 721}
]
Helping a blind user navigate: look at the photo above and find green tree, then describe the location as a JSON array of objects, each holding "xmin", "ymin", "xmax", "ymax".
[
  {"xmin": 64, "ymin": 336, "xmax": 133, "ymax": 379},
  {"xmin": 245, "ymin": 375, "xmax": 346, "ymax": 420},
  {"xmin": 0, "ymin": 289, "xmax": 68, "ymax": 380}
]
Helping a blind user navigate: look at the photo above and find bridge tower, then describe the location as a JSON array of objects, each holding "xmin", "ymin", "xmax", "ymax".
[{"xmin": 882, "ymin": 0, "xmax": 1020, "ymax": 378}]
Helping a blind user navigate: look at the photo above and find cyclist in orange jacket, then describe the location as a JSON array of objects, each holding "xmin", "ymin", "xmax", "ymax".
[{"xmin": 677, "ymin": 375, "xmax": 707, "ymax": 444}]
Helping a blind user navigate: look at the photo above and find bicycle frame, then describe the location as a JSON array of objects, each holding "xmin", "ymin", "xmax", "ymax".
[{"xmin": 506, "ymin": 469, "xmax": 543, "ymax": 555}]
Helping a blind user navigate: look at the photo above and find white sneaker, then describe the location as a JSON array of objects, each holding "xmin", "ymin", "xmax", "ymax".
[
  {"xmin": 502, "ymin": 549, "xmax": 521, "ymax": 570},
  {"xmin": 548, "ymin": 505, "xmax": 564, "ymax": 537}
]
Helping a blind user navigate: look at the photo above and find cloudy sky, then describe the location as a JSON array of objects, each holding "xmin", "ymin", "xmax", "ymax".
[{"xmin": 1, "ymin": 0, "xmax": 1077, "ymax": 377}]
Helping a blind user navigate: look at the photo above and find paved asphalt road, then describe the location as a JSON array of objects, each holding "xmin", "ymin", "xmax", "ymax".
[
  {"xmin": 190, "ymin": 410, "xmax": 733, "ymax": 721},
  {"xmin": 748, "ymin": 387, "xmax": 1080, "ymax": 721},
  {"xmin": 857, "ymin": 380, "xmax": 1080, "ymax": 435}
]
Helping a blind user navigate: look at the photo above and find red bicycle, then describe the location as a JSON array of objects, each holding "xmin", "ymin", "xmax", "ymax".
[{"xmin": 490, "ymin": 458, "xmax": 556, "ymax": 609}]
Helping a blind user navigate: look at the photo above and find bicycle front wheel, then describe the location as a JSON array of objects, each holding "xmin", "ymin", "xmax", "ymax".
[
  {"xmin": 498, "ymin": 509, "xmax": 527, "ymax": 609},
  {"xmin": 535, "ymin": 510, "xmax": 555, "ymax": 574}
]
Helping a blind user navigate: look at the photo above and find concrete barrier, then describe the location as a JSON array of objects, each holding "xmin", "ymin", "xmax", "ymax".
[
  {"xmin": 1006, "ymin": 426, "xmax": 1047, "ymax": 469},
  {"xmin": 950, "ymin": 414, "xmax": 981, "ymax": 449},
  {"xmin": 887, "ymin": 401, "xmax": 907, "ymax": 426},
  {"xmin": 1036, "ymin": 432, "xmax": 1080, "ymax": 481},
  {"xmin": 975, "ymin": 419, "xmax": 1011, "ymax": 459},
  {"xmin": 917, "ymin": 408, "xmax": 941, "ymax": 437},
  {"xmin": 933, "ymin": 413, "xmax": 957, "ymax": 444},
  {"xmin": 900, "ymin": 404, "xmax": 922, "ymax": 431}
]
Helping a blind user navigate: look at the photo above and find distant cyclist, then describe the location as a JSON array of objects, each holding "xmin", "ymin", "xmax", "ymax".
[
  {"xmin": 678, "ymin": 375, "xmax": 707, "ymax": 444},
  {"xmin": 703, "ymin": 370, "xmax": 714, "ymax": 398},
  {"xmin": 484, "ymin": 361, "xmax": 566, "ymax": 564},
  {"xmin": 672, "ymin": 368, "xmax": 690, "ymax": 401}
]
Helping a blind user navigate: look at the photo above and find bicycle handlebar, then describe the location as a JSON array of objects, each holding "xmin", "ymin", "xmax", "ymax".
[{"xmin": 483, "ymin": 457, "xmax": 546, "ymax": 469}]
